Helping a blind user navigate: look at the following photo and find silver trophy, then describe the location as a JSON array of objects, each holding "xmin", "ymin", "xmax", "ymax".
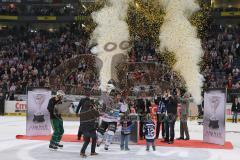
[
  {"xmin": 33, "ymin": 94, "xmax": 46, "ymax": 123},
  {"xmin": 209, "ymin": 96, "xmax": 220, "ymax": 129}
]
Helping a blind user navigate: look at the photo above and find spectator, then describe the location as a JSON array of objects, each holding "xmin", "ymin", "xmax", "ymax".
[{"xmin": 231, "ymin": 97, "xmax": 240, "ymax": 123}]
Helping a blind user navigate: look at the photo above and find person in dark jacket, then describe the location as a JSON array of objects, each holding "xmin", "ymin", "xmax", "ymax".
[
  {"xmin": 80, "ymin": 99, "xmax": 100, "ymax": 158},
  {"xmin": 47, "ymin": 90, "xmax": 65, "ymax": 150},
  {"xmin": 163, "ymin": 89, "xmax": 178, "ymax": 144},
  {"xmin": 231, "ymin": 97, "xmax": 240, "ymax": 123},
  {"xmin": 76, "ymin": 92, "xmax": 92, "ymax": 140},
  {"xmin": 155, "ymin": 93, "xmax": 166, "ymax": 140},
  {"xmin": 0, "ymin": 92, "xmax": 6, "ymax": 115},
  {"xmin": 135, "ymin": 92, "xmax": 151, "ymax": 140}
]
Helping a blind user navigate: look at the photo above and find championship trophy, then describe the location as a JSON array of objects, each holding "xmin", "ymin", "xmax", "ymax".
[
  {"xmin": 209, "ymin": 96, "xmax": 220, "ymax": 129},
  {"xmin": 33, "ymin": 94, "xmax": 46, "ymax": 123}
]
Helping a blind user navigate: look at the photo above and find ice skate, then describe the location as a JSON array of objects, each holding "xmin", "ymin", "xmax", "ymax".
[
  {"xmin": 80, "ymin": 153, "xmax": 87, "ymax": 158},
  {"xmin": 49, "ymin": 144, "xmax": 58, "ymax": 150}
]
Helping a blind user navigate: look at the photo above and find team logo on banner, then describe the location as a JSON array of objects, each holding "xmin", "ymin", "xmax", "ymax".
[
  {"xmin": 203, "ymin": 90, "xmax": 226, "ymax": 145},
  {"xmin": 26, "ymin": 89, "xmax": 52, "ymax": 136}
]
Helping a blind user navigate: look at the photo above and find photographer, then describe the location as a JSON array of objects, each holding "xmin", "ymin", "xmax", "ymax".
[
  {"xmin": 76, "ymin": 91, "xmax": 92, "ymax": 140},
  {"xmin": 80, "ymin": 98, "xmax": 100, "ymax": 158},
  {"xmin": 177, "ymin": 91, "xmax": 192, "ymax": 140}
]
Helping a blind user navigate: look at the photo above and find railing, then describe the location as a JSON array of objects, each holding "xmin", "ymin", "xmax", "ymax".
[{"xmin": 226, "ymin": 88, "xmax": 240, "ymax": 103}]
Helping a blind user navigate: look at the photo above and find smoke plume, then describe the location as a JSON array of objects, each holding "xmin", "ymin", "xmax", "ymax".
[
  {"xmin": 91, "ymin": 0, "xmax": 131, "ymax": 91},
  {"xmin": 159, "ymin": 0, "xmax": 204, "ymax": 104}
]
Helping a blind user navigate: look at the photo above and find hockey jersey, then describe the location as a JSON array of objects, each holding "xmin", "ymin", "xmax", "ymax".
[
  {"xmin": 143, "ymin": 120, "xmax": 155, "ymax": 140},
  {"xmin": 121, "ymin": 120, "xmax": 133, "ymax": 135},
  {"xmin": 157, "ymin": 100, "xmax": 166, "ymax": 114}
]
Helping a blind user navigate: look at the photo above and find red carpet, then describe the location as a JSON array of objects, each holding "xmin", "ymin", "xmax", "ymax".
[
  {"xmin": 16, "ymin": 134, "xmax": 233, "ymax": 150},
  {"xmin": 138, "ymin": 139, "xmax": 233, "ymax": 150},
  {"xmin": 16, "ymin": 134, "xmax": 83, "ymax": 143}
]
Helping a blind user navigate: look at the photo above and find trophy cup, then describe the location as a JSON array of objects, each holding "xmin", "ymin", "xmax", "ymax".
[
  {"xmin": 33, "ymin": 94, "xmax": 46, "ymax": 123},
  {"xmin": 209, "ymin": 96, "xmax": 220, "ymax": 129}
]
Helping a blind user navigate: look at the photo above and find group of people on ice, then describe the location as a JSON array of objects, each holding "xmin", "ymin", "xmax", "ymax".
[{"xmin": 47, "ymin": 85, "xmax": 195, "ymax": 158}]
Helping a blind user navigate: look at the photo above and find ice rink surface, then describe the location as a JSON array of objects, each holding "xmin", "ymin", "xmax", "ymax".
[{"xmin": 0, "ymin": 116, "xmax": 240, "ymax": 160}]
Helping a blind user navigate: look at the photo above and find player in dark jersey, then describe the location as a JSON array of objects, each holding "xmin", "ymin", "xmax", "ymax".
[
  {"xmin": 143, "ymin": 114, "xmax": 156, "ymax": 151},
  {"xmin": 47, "ymin": 90, "xmax": 65, "ymax": 150}
]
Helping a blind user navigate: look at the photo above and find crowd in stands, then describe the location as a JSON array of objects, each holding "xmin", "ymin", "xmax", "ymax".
[
  {"xmin": 127, "ymin": 24, "xmax": 240, "ymax": 92},
  {"xmin": 1, "ymin": 23, "xmax": 240, "ymax": 99},
  {"xmin": 202, "ymin": 24, "xmax": 240, "ymax": 90},
  {"xmin": 0, "ymin": 25, "xmax": 93, "ymax": 99},
  {"xmin": 0, "ymin": 4, "xmax": 18, "ymax": 16},
  {"xmin": 25, "ymin": 5, "xmax": 77, "ymax": 16},
  {"xmin": 0, "ymin": 4, "xmax": 78, "ymax": 16}
]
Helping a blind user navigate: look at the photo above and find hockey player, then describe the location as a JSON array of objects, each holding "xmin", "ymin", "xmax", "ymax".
[
  {"xmin": 47, "ymin": 90, "xmax": 65, "ymax": 150},
  {"xmin": 97, "ymin": 98, "xmax": 120, "ymax": 150},
  {"xmin": 96, "ymin": 84, "xmax": 121, "ymax": 150}
]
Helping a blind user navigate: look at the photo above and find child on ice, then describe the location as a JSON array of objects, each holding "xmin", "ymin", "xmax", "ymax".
[
  {"xmin": 120, "ymin": 112, "xmax": 133, "ymax": 151},
  {"xmin": 143, "ymin": 114, "xmax": 156, "ymax": 151}
]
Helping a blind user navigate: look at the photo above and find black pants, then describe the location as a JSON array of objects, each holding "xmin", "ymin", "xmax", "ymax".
[
  {"xmin": 139, "ymin": 120, "xmax": 144, "ymax": 139},
  {"xmin": 156, "ymin": 121, "xmax": 165, "ymax": 139},
  {"xmin": 180, "ymin": 120, "xmax": 189, "ymax": 139},
  {"xmin": 97, "ymin": 121, "xmax": 117, "ymax": 135},
  {"xmin": 165, "ymin": 120, "xmax": 176, "ymax": 142},
  {"xmin": 81, "ymin": 131, "xmax": 97, "ymax": 154},
  {"xmin": 0, "ymin": 101, "xmax": 4, "ymax": 115},
  {"xmin": 77, "ymin": 126, "xmax": 82, "ymax": 139},
  {"xmin": 156, "ymin": 115, "xmax": 165, "ymax": 138}
]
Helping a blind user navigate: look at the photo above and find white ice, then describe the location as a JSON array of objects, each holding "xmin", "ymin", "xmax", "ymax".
[{"xmin": 0, "ymin": 116, "xmax": 240, "ymax": 160}]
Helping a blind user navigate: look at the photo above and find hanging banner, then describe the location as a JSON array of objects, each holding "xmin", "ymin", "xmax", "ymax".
[
  {"xmin": 203, "ymin": 89, "xmax": 226, "ymax": 145},
  {"xmin": 26, "ymin": 89, "xmax": 52, "ymax": 136}
]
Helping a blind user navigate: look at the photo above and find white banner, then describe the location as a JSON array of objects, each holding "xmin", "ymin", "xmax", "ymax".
[
  {"xmin": 4, "ymin": 101, "xmax": 27, "ymax": 113},
  {"xmin": 203, "ymin": 90, "xmax": 226, "ymax": 145},
  {"xmin": 26, "ymin": 89, "xmax": 52, "ymax": 136}
]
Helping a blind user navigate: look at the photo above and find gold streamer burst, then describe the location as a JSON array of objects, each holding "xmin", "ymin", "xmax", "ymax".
[
  {"xmin": 127, "ymin": 0, "xmax": 165, "ymax": 47},
  {"xmin": 191, "ymin": 0, "xmax": 212, "ymax": 39},
  {"xmin": 78, "ymin": 0, "xmax": 211, "ymax": 90}
]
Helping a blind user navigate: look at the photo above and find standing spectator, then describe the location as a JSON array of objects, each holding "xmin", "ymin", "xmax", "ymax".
[
  {"xmin": 155, "ymin": 92, "xmax": 166, "ymax": 140},
  {"xmin": 0, "ymin": 91, "xmax": 6, "ymax": 115},
  {"xmin": 163, "ymin": 89, "xmax": 178, "ymax": 144},
  {"xmin": 231, "ymin": 97, "xmax": 240, "ymax": 123}
]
